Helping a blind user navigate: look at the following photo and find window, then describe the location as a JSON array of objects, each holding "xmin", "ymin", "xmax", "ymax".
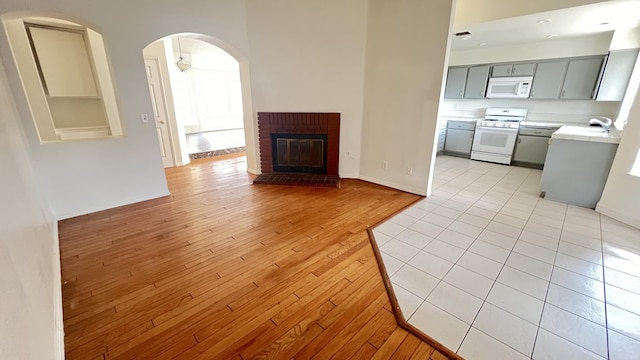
[{"xmin": 3, "ymin": 15, "xmax": 123, "ymax": 142}]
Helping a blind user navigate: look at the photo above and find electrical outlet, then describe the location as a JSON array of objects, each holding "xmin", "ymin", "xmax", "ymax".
[
  {"xmin": 141, "ymin": 113, "xmax": 149, "ymax": 123},
  {"xmin": 406, "ymin": 167, "xmax": 413, "ymax": 175},
  {"xmin": 382, "ymin": 161, "xmax": 388, "ymax": 170}
]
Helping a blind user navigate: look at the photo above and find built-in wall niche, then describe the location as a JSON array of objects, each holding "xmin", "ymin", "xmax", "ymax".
[{"xmin": 3, "ymin": 16, "xmax": 123, "ymax": 142}]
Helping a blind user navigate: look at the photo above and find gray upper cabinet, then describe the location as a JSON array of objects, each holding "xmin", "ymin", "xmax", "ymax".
[
  {"xmin": 530, "ymin": 61, "xmax": 567, "ymax": 99},
  {"xmin": 560, "ymin": 57, "xmax": 604, "ymax": 100},
  {"xmin": 464, "ymin": 65, "xmax": 490, "ymax": 99},
  {"xmin": 444, "ymin": 67, "xmax": 468, "ymax": 99},
  {"xmin": 492, "ymin": 63, "xmax": 535, "ymax": 77},
  {"xmin": 596, "ymin": 49, "xmax": 640, "ymax": 101}
]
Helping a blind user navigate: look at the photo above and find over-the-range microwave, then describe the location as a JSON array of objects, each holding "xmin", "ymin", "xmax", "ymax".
[{"xmin": 485, "ymin": 76, "xmax": 533, "ymax": 98}]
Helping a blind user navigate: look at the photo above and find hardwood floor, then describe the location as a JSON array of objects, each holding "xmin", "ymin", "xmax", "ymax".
[{"xmin": 59, "ymin": 154, "xmax": 450, "ymax": 359}]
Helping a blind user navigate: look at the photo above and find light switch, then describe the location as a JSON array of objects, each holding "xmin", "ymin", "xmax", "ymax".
[{"xmin": 141, "ymin": 114, "xmax": 149, "ymax": 123}]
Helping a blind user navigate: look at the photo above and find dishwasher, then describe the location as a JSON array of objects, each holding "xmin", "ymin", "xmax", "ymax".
[{"xmin": 512, "ymin": 124, "xmax": 560, "ymax": 168}]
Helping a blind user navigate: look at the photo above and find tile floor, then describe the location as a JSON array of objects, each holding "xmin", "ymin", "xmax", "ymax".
[
  {"xmin": 372, "ymin": 155, "xmax": 640, "ymax": 360},
  {"xmin": 186, "ymin": 128, "xmax": 246, "ymax": 154}
]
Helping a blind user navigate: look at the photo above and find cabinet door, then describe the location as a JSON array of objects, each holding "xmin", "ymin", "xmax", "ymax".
[
  {"xmin": 596, "ymin": 49, "xmax": 640, "ymax": 101},
  {"xmin": 444, "ymin": 67, "xmax": 468, "ymax": 99},
  {"xmin": 444, "ymin": 129, "xmax": 474, "ymax": 154},
  {"xmin": 561, "ymin": 57, "xmax": 604, "ymax": 99},
  {"xmin": 513, "ymin": 135, "xmax": 550, "ymax": 164},
  {"xmin": 511, "ymin": 63, "xmax": 535, "ymax": 76},
  {"xmin": 492, "ymin": 65, "xmax": 513, "ymax": 77},
  {"xmin": 530, "ymin": 61, "xmax": 567, "ymax": 99},
  {"xmin": 464, "ymin": 65, "xmax": 490, "ymax": 99}
]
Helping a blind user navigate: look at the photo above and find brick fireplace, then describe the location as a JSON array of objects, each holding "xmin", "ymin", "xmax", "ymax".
[{"xmin": 257, "ymin": 112, "xmax": 340, "ymax": 176}]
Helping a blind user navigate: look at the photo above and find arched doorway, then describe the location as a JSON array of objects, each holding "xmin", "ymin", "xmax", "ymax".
[{"xmin": 141, "ymin": 33, "xmax": 257, "ymax": 172}]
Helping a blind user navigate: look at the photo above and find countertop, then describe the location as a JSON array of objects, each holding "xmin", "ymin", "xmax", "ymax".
[
  {"xmin": 551, "ymin": 124, "xmax": 621, "ymax": 144},
  {"xmin": 520, "ymin": 121, "xmax": 563, "ymax": 128}
]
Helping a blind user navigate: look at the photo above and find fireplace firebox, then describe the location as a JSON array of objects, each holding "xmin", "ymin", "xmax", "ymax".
[{"xmin": 271, "ymin": 133, "xmax": 327, "ymax": 173}]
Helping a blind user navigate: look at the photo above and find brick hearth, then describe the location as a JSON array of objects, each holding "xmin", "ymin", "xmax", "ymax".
[{"xmin": 257, "ymin": 112, "xmax": 340, "ymax": 176}]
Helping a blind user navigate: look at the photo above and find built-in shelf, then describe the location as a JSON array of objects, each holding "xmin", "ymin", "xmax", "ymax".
[{"xmin": 3, "ymin": 15, "xmax": 124, "ymax": 143}]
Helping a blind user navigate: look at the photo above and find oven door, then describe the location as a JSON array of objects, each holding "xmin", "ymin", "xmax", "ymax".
[{"xmin": 471, "ymin": 127, "xmax": 518, "ymax": 156}]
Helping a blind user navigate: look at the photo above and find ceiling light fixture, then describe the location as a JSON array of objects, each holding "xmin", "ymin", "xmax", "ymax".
[
  {"xmin": 547, "ymin": 34, "xmax": 559, "ymax": 39},
  {"xmin": 537, "ymin": 18, "xmax": 552, "ymax": 24},
  {"xmin": 175, "ymin": 38, "xmax": 191, "ymax": 72}
]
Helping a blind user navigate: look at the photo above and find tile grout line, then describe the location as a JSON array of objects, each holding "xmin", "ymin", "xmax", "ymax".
[
  {"xmin": 529, "ymin": 201, "xmax": 567, "ymax": 359},
  {"xmin": 600, "ymin": 212, "xmax": 611, "ymax": 360}
]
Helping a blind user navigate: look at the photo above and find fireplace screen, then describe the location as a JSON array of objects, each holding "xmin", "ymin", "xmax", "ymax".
[{"xmin": 271, "ymin": 133, "xmax": 327, "ymax": 173}]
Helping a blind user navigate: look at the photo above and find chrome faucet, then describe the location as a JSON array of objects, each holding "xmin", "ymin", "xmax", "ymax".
[{"xmin": 589, "ymin": 117, "xmax": 612, "ymax": 132}]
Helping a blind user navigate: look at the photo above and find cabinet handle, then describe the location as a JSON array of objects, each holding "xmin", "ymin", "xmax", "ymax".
[{"xmin": 518, "ymin": 138, "xmax": 522, "ymax": 144}]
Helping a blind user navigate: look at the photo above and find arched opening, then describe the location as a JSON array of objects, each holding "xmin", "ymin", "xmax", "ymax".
[{"xmin": 141, "ymin": 33, "xmax": 257, "ymax": 172}]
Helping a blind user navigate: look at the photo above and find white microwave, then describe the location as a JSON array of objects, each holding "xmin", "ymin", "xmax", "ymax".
[{"xmin": 486, "ymin": 76, "xmax": 533, "ymax": 98}]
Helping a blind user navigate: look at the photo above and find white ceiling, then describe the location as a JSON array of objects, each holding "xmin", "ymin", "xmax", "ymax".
[{"xmin": 451, "ymin": 0, "xmax": 640, "ymax": 50}]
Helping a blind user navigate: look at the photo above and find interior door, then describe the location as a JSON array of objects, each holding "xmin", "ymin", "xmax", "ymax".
[{"xmin": 144, "ymin": 58, "xmax": 175, "ymax": 168}]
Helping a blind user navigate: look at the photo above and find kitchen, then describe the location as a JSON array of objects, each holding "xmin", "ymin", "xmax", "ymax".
[
  {"xmin": 372, "ymin": 2, "xmax": 640, "ymax": 359},
  {"xmin": 437, "ymin": 3, "xmax": 640, "ymax": 210}
]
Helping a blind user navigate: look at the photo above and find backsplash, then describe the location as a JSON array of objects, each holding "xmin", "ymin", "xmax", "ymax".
[{"xmin": 441, "ymin": 99, "xmax": 621, "ymax": 124}]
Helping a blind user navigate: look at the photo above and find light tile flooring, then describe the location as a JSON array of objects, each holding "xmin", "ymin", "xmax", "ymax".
[
  {"xmin": 186, "ymin": 128, "xmax": 246, "ymax": 154},
  {"xmin": 372, "ymin": 155, "xmax": 640, "ymax": 360}
]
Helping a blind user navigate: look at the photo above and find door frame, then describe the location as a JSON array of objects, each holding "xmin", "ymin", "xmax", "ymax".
[{"xmin": 144, "ymin": 56, "xmax": 176, "ymax": 168}]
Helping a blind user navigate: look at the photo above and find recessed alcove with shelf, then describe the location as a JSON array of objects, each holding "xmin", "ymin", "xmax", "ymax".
[{"xmin": 3, "ymin": 15, "xmax": 123, "ymax": 142}]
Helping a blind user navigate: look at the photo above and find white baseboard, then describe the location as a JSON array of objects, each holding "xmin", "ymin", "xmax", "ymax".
[
  {"xmin": 247, "ymin": 167, "xmax": 260, "ymax": 175},
  {"xmin": 56, "ymin": 191, "xmax": 171, "ymax": 220},
  {"xmin": 358, "ymin": 175, "xmax": 427, "ymax": 196},
  {"xmin": 596, "ymin": 203, "xmax": 640, "ymax": 229},
  {"xmin": 52, "ymin": 221, "xmax": 65, "ymax": 360}
]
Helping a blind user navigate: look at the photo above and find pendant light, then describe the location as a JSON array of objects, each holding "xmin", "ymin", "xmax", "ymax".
[{"xmin": 175, "ymin": 38, "xmax": 191, "ymax": 72}]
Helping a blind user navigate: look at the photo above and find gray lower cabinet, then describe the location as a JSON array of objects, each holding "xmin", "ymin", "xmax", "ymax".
[
  {"xmin": 512, "ymin": 135, "xmax": 550, "ymax": 165},
  {"xmin": 444, "ymin": 67, "xmax": 468, "ymax": 99},
  {"xmin": 596, "ymin": 49, "xmax": 640, "ymax": 101},
  {"xmin": 530, "ymin": 61, "xmax": 567, "ymax": 99},
  {"xmin": 444, "ymin": 121, "xmax": 475, "ymax": 155},
  {"xmin": 560, "ymin": 57, "xmax": 604, "ymax": 99},
  {"xmin": 540, "ymin": 139, "xmax": 618, "ymax": 208},
  {"xmin": 464, "ymin": 65, "xmax": 490, "ymax": 99}
]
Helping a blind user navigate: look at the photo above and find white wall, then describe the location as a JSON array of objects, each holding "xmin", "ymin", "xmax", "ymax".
[
  {"xmin": 0, "ymin": 0, "xmax": 251, "ymax": 219},
  {"xmin": 449, "ymin": 32, "xmax": 613, "ymax": 66},
  {"xmin": 0, "ymin": 59, "xmax": 63, "ymax": 359},
  {"xmin": 245, "ymin": 0, "xmax": 369, "ymax": 178},
  {"xmin": 454, "ymin": 0, "xmax": 606, "ymax": 26},
  {"xmin": 359, "ymin": 0, "xmax": 454, "ymax": 195},
  {"xmin": 597, "ymin": 84, "xmax": 640, "ymax": 228}
]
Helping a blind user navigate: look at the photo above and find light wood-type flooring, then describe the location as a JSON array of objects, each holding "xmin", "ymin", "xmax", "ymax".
[{"xmin": 59, "ymin": 154, "xmax": 450, "ymax": 359}]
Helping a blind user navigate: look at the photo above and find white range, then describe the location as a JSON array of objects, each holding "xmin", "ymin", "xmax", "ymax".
[{"xmin": 471, "ymin": 108, "xmax": 528, "ymax": 165}]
